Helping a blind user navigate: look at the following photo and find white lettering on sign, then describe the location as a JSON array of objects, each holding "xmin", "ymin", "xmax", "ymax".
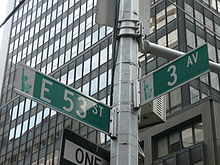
[
  {"xmin": 187, "ymin": 52, "xmax": 198, "ymax": 67},
  {"xmin": 63, "ymin": 89, "xmax": 74, "ymax": 112},
  {"xmin": 167, "ymin": 65, "xmax": 177, "ymax": 87},
  {"xmin": 64, "ymin": 139, "xmax": 108, "ymax": 165},
  {"xmin": 40, "ymin": 78, "xmax": 53, "ymax": 103},
  {"xmin": 92, "ymin": 104, "xmax": 103, "ymax": 117},
  {"xmin": 75, "ymin": 148, "xmax": 102, "ymax": 165},
  {"xmin": 76, "ymin": 97, "xmax": 87, "ymax": 118}
]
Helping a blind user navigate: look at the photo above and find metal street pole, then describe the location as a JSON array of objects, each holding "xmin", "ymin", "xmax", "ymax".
[{"xmin": 111, "ymin": 0, "xmax": 140, "ymax": 164}]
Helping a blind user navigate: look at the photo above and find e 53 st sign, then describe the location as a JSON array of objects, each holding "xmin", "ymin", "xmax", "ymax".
[
  {"xmin": 140, "ymin": 44, "xmax": 209, "ymax": 105},
  {"xmin": 14, "ymin": 64, "xmax": 110, "ymax": 133}
]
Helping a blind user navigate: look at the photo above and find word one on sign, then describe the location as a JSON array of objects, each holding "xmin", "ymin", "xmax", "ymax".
[
  {"xmin": 60, "ymin": 129, "xmax": 110, "ymax": 165},
  {"xmin": 140, "ymin": 44, "xmax": 209, "ymax": 105},
  {"xmin": 14, "ymin": 64, "xmax": 110, "ymax": 133}
]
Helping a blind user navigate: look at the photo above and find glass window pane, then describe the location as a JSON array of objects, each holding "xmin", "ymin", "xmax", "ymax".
[
  {"xmin": 99, "ymin": 72, "xmax": 107, "ymax": 90},
  {"xmin": 51, "ymin": 110, "xmax": 56, "ymax": 116},
  {"xmin": 186, "ymin": 29, "xmax": 195, "ymax": 48},
  {"xmin": 12, "ymin": 105, "xmax": 18, "ymax": 121},
  {"xmin": 79, "ymin": 40, "xmax": 84, "ymax": 53},
  {"xmin": 25, "ymin": 99, "xmax": 31, "ymax": 112},
  {"xmin": 9, "ymin": 127, "xmax": 15, "ymax": 140},
  {"xmin": 82, "ymin": 82, "xmax": 90, "ymax": 96},
  {"xmin": 156, "ymin": 9, "xmax": 166, "ymax": 29},
  {"xmin": 32, "ymin": 101, "xmax": 37, "ymax": 108},
  {"xmin": 72, "ymin": 44, "xmax": 78, "ymax": 58},
  {"xmin": 92, "ymin": 30, "xmax": 98, "ymax": 44},
  {"xmin": 59, "ymin": 54, "xmax": 64, "ymax": 66},
  {"xmin": 194, "ymin": 122, "xmax": 204, "ymax": 143},
  {"xmin": 74, "ymin": 8, "xmax": 80, "ymax": 21},
  {"xmin": 36, "ymin": 111, "xmax": 43, "ymax": 125},
  {"xmin": 68, "ymin": 69, "xmax": 75, "ymax": 85},
  {"xmin": 170, "ymin": 87, "xmax": 181, "ymax": 107},
  {"xmin": 81, "ymin": 3, "xmax": 86, "ymax": 16},
  {"xmin": 66, "ymin": 49, "xmax": 72, "ymax": 62},
  {"xmin": 169, "ymin": 132, "xmax": 181, "ymax": 153},
  {"xmin": 91, "ymin": 77, "xmax": 98, "ymax": 95},
  {"xmin": 43, "ymin": 108, "xmax": 50, "ymax": 119},
  {"xmin": 29, "ymin": 115, "xmax": 36, "ymax": 130},
  {"xmin": 18, "ymin": 101, "xmax": 24, "ymax": 117},
  {"xmin": 100, "ymin": 48, "xmax": 107, "ymax": 65},
  {"xmin": 83, "ymin": 58, "xmax": 91, "ymax": 76},
  {"xmin": 99, "ymin": 26, "xmax": 106, "ymax": 39},
  {"xmin": 108, "ymin": 69, "xmax": 112, "ymax": 86},
  {"xmin": 75, "ymin": 64, "xmax": 82, "ymax": 81},
  {"xmin": 190, "ymin": 86, "xmax": 199, "ymax": 104},
  {"xmin": 15, "ymin": 123, "xmax": 22, "ymax": 138},
  {"xmin": 210, "ymin": 72, "xmax": 219, "ymax": 91},
  {"xmin": 181, "ymin": 127, "xmax": 193, "ymax": 148},
  {"xmin": 61, "ymin": 73, "xmax": 67, "ymax": 84},
  {"xmin": 22, "ymin": 119, "xmax": 29, "ymax": 134},
  {"xmin": 157, "ymin": 136, "xmax": 168, "ymax": 158},
  {"xmin": 92, "ymin": 53, "xmax": 99, "ymax": 70}
]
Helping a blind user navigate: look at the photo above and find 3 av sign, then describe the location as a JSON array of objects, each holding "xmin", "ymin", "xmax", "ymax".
[
  {"xmin": 14, "ymin": 64, "xmax": 110, "ymax": 133},
  {"xmin": 140, "ymin": 44, "xmax": 210, "ymax": 105}
]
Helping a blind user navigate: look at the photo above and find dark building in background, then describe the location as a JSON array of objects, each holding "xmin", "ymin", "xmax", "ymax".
[
  {"xmin": 0, "ymin": 0, "xmax": 220, "ymax": 164},
  {"xmin": 139, "ymin": 0, "xmax": 220, "ymax": 164}
]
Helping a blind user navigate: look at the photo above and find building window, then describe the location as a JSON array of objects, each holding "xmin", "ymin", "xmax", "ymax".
[
  {"xmin": 83, "ymin": 82, "xmax": 90, "ymax": 96},
  {"xmin": 75, "ymin": 64, "xmax": 82, "ymax": 81},
  {"xmin": 29, "ymin": 115, "xmax": 36, "ymax": 130},
  {"xmin": 22, "ymin": 119, "xmax": 29, "ymax": 134},
  {"xmin": 190, "ymin": 86, "xmax": 200, "ymax": 104},
  {"xmin": 83, "ymin": 58, "xmax": 91, "ymax": 76},
  {"xmin": 68, "ymin": 69, "xmax": 75, "ymax": 85},
  {"xmin": 157, "ymin": 136, "xmax": 168, "ymax": 158},
  {"xmin": 99, "ymin": 72, "xmax": 107, "ymax": 90},
  {"xmin": 9, "ymin": 127, "xmax": 15, "ymax": 140},
  {"xmin": 12, "ymin": 104, "xmax": 18, "ymax": 121},
  {"xmin": 181, "ymin": 127, "xmax": 193, "ymax": 148},
  {"xmin": 155, "ymin": 121, "xmax": 204, "ymax": 159},
  {"xmin": 169, "ymin": 131, "xmax": 181, "ymax": 153},
  {"xmin": 92, "ymin": 53, "xmax": 99, "ymax": 70},
  {"xmin": 91, "ymin": 77, "xmax": 98, "ymax": 95},
  {"xmin": 74, "ymin": 8, "xmax": 80, "ymax": 21},
  {"xmin": 100, "ymin": 47, "xmax": 107, "ymax": 65},
  {"xmin": 15, "ymin": 123, "xmax": 22, "ymax": 138},
  {"xmin": 18, "ymin": 101, "xmax": 24, "ymax": 117}
]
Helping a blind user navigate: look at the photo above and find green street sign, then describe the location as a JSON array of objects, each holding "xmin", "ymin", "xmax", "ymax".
[
  {"xmin": 14, "ymin": 64, "xmax": 110, "ymax": 134},
  {"xmin": 140, "ymin": 44, "xmax": 210, "ymax": 105}
]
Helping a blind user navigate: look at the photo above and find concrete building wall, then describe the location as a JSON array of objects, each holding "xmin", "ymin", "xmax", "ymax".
[{"xmin": 139, "ymin": 98, "xmax": 220, "ymax": 165}]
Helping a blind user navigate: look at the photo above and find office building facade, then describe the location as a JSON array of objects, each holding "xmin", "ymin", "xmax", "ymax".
[
  {"xmin": 0, "ymin": 0, "xmax": 220, "ymax": 164},
  {"xmin": 139, "ymin": 0, "xmax": 220, "ymax": 165}
]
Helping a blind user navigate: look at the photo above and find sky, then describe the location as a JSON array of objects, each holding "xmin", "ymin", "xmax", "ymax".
[{"xmin": 0, "ymin": 0, "xmax": 9, "ymax": 46}]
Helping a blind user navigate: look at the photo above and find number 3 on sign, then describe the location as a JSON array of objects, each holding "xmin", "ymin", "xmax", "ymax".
[{"xmin": 167, "ymin": 65, "xmax": 177, "ymax": 86}]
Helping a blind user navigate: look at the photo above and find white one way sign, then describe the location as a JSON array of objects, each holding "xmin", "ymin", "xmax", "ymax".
[{"xmin": 60, "ymin": 129, "xmax": 110, "ymax": 165}]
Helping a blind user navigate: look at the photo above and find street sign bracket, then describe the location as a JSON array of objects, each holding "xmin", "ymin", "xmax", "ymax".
[
  {"xmin": 109, "ymin": 107, "xmax": 118, "ymax": 139},
  {"xmin": 133, "ymin": 79, "xmax": 140, "ymax": 110}
]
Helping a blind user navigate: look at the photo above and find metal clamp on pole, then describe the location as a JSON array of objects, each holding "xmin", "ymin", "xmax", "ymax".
[{"xmin": 117, "ymin": 19, "xmax": 143, "ymax": 38}]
